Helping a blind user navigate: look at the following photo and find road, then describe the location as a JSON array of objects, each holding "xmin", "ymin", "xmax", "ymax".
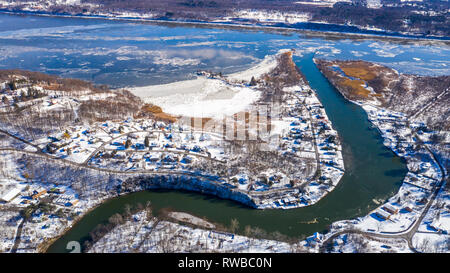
[
  {"xmin": 293, "ymin": 93, "xmax": 321, "ymax": 174},
  {"xmin": 10, "ymin": 218, "xmax": 25, "ymax": 253}
]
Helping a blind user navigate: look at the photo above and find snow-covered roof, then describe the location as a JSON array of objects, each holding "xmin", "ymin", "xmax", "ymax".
[
  {"xmin": 430, "ymin": 214, "xmax": 450, "ymax": 233},
  {"xmin": 383, "ymin": 203, "xmax": 399, "ymax": 213},
  {"xmin": 0, "ymin": 187, "xmax": 21, "ymax": 202},
  {"xmin": 376, "ymin": 209, "xmax": 391, "ymax": 219}
]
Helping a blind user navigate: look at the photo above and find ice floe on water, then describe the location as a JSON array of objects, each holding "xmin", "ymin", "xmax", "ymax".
[
  {"xmin": 129, "ymin": 76, "xmax": 261, "ymax": 119},
  {"xmin": 0, "ymin": 23, "xmax": 115, "ymax": 39},
  {"xmin": 153, "ymin": 56, "xmax": 202, "ymax": 67},
  {"xmin": 128, "ymin": 53, "xmax": 280, "ymax": 118},
  {"xmin": 0, "ymin": 14, "xmax": 449, "ymax": 85}
]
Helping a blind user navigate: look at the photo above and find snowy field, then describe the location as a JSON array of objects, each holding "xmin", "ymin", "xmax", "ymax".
[{"xmin": 128, "ymin": 54, "xmax": 279, "ymax": 119}]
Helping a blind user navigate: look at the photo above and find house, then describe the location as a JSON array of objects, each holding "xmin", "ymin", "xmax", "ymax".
[
  {"xmin": 382, "ymin": 203, "xmax": 399, "ymax": 214},
  {"xmin": 128, "ymin": 133, "xmax": 139, "ymax": 139},
  {"xmin": 148, "ymin": 156, "xmax": 159, "ymax": 162},
  {"xmin": 312, "ymin": 232, "xmax": 323, "ymax": 242},
  {"xmin": 375, "ymin": 209, "xmax": 391, "ymax": 220},
  {"xmin": 305, "ymin": 232, "xmax": 323, "ymax": 246},
  {"xmin": 32, "ymin": 189, "xmax": 47, "ymax": 200},
  {"xmin": 403, "ymin": 205, "xmax": 414, "ymax": 212},
  {"xmin": 429, "ymin": 216, "xmax": 449, "ymax": 234},
  {"xmin": 181, "ymin": 156, "xmax": 192, "ymax": 164},
  {"xmin": 49, "ymin": 187, "xmax": 65, "ymax": 194},
  {"xmin": 208, "ymin": 231, "xmax": 234, "ymax": 241},
  {"xmin": 282, "ymin": 196, "xmax": 297, "ymax": 205},
  {"xmin": 0, "ymin": 187, "xmax": 22, "ymax": 203},
  {"xmin": 0, "ymin": 81, "xmax": 7, "ymax": 90},
  {"xmin": 257, "ymin": 174, "xmax": 268, "ymax": 184},
  {"xmin": 55, "ymin": 196, "xmax": 71, "ymax": 206},
  {"xmin": 162, "ymin": 154, "xmax": 178, "ymax": 163}
]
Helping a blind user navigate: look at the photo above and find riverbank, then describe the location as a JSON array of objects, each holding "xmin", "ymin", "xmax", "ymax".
[
  {"xmin": 0, "ymin": 9, "xmax": 449, "ymax": 43},
  {"xmin": 313, "ymin": 59, "xmax": 448, "ymax": 252},
  {"xmin": 0, "ymin": 51, "xmax": 347, "ymax": 252},
  {"xmin": 88, "ymin": 210, "xmax": 300, "ymax": 253},
  {"xmin": 314, "ymin": 103, "xmax": 448, "ymax": 252},
  {"xmin": 43, "ymin": 53, "xmax": 411, "ymax": 253}
]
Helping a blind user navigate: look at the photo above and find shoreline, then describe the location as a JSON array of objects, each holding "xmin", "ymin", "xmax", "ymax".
[
  {"xmin": 312, "ymin": 62, "xmax": 447, "ymax": 252},
  {"xmin": 11, "ymin": 52, "xmax": 345, "ymax": 252},
  {"xmin": 87, "ymin": 210, "xmax": 296, "ymax": 253},
  {"xmin": 128, "ymin": 53, "xmax": 278, "ymax": 118},
  {"xmin": 1, "ymin": 10, "xmax": 449, "ymax": 44}
]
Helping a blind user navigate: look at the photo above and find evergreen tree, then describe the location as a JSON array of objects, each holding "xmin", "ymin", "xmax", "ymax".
[
  {"xmin": 125, "ymin": 139, "xmax": 132, "ymax": 149},
  {"xmin": 144, "ymin": 136, "xmax": 150, "ymax": 148}
]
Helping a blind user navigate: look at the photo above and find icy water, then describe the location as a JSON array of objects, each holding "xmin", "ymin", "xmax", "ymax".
[{"xmin": 0, "ymin": 13, "xmax": 448, "ymax": 252}]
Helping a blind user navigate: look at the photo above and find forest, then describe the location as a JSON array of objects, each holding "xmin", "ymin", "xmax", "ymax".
[{"xmin": 4, "ymin": 0, "xmax": 450, "ymax": 36}]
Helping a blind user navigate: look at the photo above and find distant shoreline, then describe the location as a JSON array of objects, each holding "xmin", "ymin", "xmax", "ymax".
[{"xmin": 1, "ymin": 10, "xmax": 449, "ymax": 43}]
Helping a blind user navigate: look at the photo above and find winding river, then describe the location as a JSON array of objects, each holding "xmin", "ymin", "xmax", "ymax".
[
  {"xmin": 1, "ymin": 13, "xmax": 448, "ymax": 253},
  {"xmin": 46, "ymin": 53, "xmax": 407, "ymax": 252}
]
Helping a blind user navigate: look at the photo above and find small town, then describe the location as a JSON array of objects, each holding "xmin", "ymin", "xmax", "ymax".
[
  {"xmin": 0, "ymin": 51, "xmax": 346, "ymax": 252},
  {"xmin": 0, "ymin": 4, "xmax": 448, "ymax": 259}
]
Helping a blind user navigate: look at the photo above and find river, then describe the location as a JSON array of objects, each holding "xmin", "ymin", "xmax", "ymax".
[
  {"xmin": 46, "ymin": 53, "xmax": 408, "ymax": 252},
  {"xmin": 0, "ymin": 13, "xmax": 448, "ymax": 253}
]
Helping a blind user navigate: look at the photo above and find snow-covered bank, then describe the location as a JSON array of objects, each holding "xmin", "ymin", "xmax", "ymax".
[
  {"xmin": 0, "ymin": 51, "xmax": 346, "ymax": 253},
  {"xmin": 128, "ymin": 54, "xmax": 280, "ymax": 119},
  {"xmin": 88, "ymin": 210, "xmax": 301, "ymax": 253},
  {"xmin": 0, "ymin": 4, "xmax": 448, "ymax": 42},
  {"xmin": 168, "ymin": 211, "xmax": 216, "ymax": 229},
  {"xmin": 309, "ymin": 88, "xmax": 449, "ymax": 252},
  {"xmin": 226, "ymin": 53, "xmax": 279, "ymax": 83},
  {"xmin": 129, "ymin": 78, "xmax": 260, "ymax": 119},
  {"xmin": 226, "ymin": 9, "xmax": 311, "ymax": 25}
]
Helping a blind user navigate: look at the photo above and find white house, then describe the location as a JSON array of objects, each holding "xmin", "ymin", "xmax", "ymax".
[
  {"xmin": 382, "ymin": 203, "xmax": 399, "ymax": 214},
  {"xmin": 0, "ymin": 187, "xmax": 22, "ymax": 203},
  {"xmin": 0, "ymin": 81, "xmax": 7, "ymax": 90},
  {"xmin": 375, "ymin": 209, "xmax": 391, "ymax": 220}
]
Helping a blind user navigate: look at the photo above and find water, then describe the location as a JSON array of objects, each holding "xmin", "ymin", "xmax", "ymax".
[
  {"xmin": 1, "ymin": 13, "xmax": 449, "ymax": 87},
  {"xmin": 0, "ymin": 13, "xmax": 447, "ymax": 253},
  {"xmin": 46, "ymin": 53, "xmax": 408, "ymax": 252}
]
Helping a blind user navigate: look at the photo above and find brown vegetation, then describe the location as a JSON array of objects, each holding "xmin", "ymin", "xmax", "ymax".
[
  {"xmin": 338, "ymin": 61, "xmax": 378, "ymax": 81},
  {"xmin": 316, "ymin": 59, "xmax": 450, "ymax": 127},
  {"xmin": 316, "ymin": 58, "xmax": 450, "ymax": 170},
  {"xmin": 136, "ymin": 103, "xmax": 178, "ymax": 123},
  {"xmin": 339, "ymin": 78, "xmax": 371, "ymax": 98},
  {"xmin": 315, "ymin": 59, "xmax": 393, "ymax": 102},
  {"xmin": 0, "ymin": 70, "xmax": 143, "ymax": 139},
  {"xmin": 259, "ymin": 51, "xmax": 304, "ymax": 103}
]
